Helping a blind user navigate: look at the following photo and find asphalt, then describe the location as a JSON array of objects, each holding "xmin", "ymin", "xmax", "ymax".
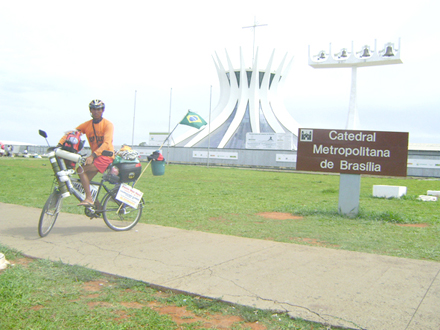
[{"xmin": 0, "ymin": 202, "xmax": 439, "ymax": 330}]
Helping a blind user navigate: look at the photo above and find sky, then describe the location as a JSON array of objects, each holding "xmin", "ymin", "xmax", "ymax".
[{"xmin": 1, "ymin": 0, "xmax": 439, "ymax": 146}]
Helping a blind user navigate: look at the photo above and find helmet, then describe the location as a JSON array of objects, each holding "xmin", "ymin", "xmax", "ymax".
[{"xmin": 89, "ymin": 99, "xmax": 105, "ymax": 110}]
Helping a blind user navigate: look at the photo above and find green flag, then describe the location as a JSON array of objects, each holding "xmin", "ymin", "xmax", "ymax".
[{"xmin": 179, "ymin": 111, "xmax": 207, "ymax": 129}]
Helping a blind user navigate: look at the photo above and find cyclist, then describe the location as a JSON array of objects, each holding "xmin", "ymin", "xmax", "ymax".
[{"xmin": 59, "ymin": 99, "xmax": 115, "ymax": 207}]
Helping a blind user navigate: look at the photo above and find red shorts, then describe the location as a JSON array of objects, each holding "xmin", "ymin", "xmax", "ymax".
[{"xmin": 94, "ymin": 156, "xmax": 113, "ymax": 173}]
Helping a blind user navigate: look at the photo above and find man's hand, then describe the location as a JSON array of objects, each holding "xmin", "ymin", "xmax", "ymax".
[{"xmin": 85, "ymin": 155, "xmax": 94, "ymax": 165}]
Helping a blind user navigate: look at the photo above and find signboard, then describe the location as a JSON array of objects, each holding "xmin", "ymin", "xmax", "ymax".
[
  {"xmin": 296, "ymin": 128, "xmax": 409, "ymax": 177},
  {"xmin": 193, "ymin": 151, "xmax": 238, "ymax": 160},
  {"xmin": 246, "ymin": 133, "xmax": 294, "ymax": 150},
  {"xmin": 408, "ymin": 159, "xmax": 440, "ymax": 168},
  {"xmin": 149, "ymin": 133, "xmax": 170, "ymax": 146},
  {"xmin": 116, "ymin": 184, "xmax": 144, "ymax": 209},
  {"xmin": 276, "ymin": 154, "xmax": 297, "ymax": 162}
]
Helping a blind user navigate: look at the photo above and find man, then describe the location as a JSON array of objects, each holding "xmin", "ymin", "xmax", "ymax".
[{"xmin": 60, "ymin": 99, "xmax": 114, "ymax": 207}]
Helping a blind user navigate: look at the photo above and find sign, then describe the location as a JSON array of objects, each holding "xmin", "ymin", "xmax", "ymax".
[
  {"xmin": 276, "ymin": 154, "xmax": 297, "ymax": 162},
  {"xmin": 296, "ymin": 128, "xmax": 409, "ymax": 177},
  {"xmin": 149, "ymin": 132, "xmax": 170, "ymax": 146},
  {"xmin": 193, "ymin": 151, "xmax": 238, "ymax": 160},
  {"xmin": 116, "ymin": 184, "xmax": 144, "ymax": 209},
  {"xmin": 245, "ymin": 133, "xmax": 294, "ymax": 150},
  {"xmin": 407, "ymin": 159, "xmax": 440, "ymax": 168}
]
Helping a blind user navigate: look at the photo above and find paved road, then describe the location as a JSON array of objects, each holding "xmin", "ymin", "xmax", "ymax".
[{"xmin": 0, "ymin": 202, "xmax": 439, "ymax": 329}]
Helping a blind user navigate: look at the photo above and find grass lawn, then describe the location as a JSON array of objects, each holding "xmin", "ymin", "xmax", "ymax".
[
  {"xmin": 1, "ymin": 157, "xmax": 439, "ymax": 262},
  {"xmin": 1, "ymin": 157, "xmax": 438, "ymax": 329}
]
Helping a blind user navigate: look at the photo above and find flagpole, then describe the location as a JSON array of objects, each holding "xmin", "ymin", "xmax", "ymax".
[
  {"xmin": 132, "ymin": 124, "xmax": 177, "ymax": 188},
  {"xmin": 167, "ymin": 88, "xmax": 172, "ymax": 165},
  {"xmin": 207, "ymin": 86, "xmax": 212, "ymax": 168},
  {"xmin": 132, "ymin": 114, "xmax": 182, "ymax": 188},
  {"xmin": 163, "ymin": 110, "xmax": 192, "ymax": 147},
  {"xmin": 133, "ymin": 109, "xmax": 204, "ymax": 186},
  {"xmin": 131, "ymin": 90, "xmax": 137, "ymax": 146}
]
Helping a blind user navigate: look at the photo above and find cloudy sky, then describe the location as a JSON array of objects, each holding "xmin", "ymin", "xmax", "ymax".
[{"xmin": 1, "ymin": 0, "xmax": 438, "ymax": 146}]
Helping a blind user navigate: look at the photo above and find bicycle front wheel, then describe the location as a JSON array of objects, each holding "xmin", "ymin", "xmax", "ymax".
[
  {"xmin": 38, "ymin": 190, "xmax": 62, "ymax": 237},
  {"xmin": 102, "ymin": 191, "xmax": 143, "ymax": 231}
]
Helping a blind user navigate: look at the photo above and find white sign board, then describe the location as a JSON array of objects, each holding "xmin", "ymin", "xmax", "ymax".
[
  {"xmin": 193, "ymin": 151, "xmax": 238, "ymax": 160},
  {"xmin": 245, "ymin": 133, "xmax": 294, "ymax": 150},
  {"xmin": 116, "ymin": 184, "xmax": 143, "ymax": 209},
  {"xmin": 407, "ymin": 159, "xmax": 440, "ymax": 168},
  {"xmin": 276, "ymin": 154, "xmax": 297, "ymax": 162},
  {"xmin": 149, "ymin": 133, "xmax": 170, "ymax": 146}
]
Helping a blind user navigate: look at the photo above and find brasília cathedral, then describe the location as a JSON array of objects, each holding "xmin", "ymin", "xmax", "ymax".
[{"xmin": 172, "ymin": 48, "xmax": 301, "ymax": 149}]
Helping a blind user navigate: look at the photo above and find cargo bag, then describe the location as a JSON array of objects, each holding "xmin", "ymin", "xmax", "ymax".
[{"xmin": 117, "ymin": 161, "xmax": 142, "ymax": 182}]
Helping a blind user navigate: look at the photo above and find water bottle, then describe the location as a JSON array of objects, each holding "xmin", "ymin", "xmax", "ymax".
[{"xmin": 48, "ymin": 152, "xmax": 70, "ymax": 198}]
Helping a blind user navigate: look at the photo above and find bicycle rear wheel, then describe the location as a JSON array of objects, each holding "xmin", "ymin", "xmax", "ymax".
[
  {"xmin": 38, "ymin": 190, "xmax": 62, "ymax": 237},
  {"xmin": 102, "ymin": 191, "xmax": 143, "ymax": 231}
]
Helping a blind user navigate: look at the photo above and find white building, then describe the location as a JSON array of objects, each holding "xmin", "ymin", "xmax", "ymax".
[{"xmin": 173, "ymin": 48, "xmax": 301, "ymax": 149}]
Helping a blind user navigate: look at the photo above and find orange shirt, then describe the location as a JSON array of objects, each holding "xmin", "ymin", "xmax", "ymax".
[
  {"xmin": 76, "ymin": 118, "xmax": 114, "ymax": 157},
  {"xmin": 59, "ymin": 118, "xmax": 114, "ymax": 158}
]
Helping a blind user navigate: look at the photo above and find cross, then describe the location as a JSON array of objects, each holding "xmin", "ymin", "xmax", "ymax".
[{"xmin": 242, "ymin": 17, "xmax": 268, "ymax": 63}]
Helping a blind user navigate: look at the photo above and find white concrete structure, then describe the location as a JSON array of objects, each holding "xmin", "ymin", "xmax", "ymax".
[
  {"xmin": 173, "ymin": 48, "xmax": 301, "ymax": 149},
  {"xmin": 373, "ymin": 185, "xmax": 407, "ymax": 198},
  {"xmin": 308, "ymin": 39, "xmax": 402, "ymax": 129}
]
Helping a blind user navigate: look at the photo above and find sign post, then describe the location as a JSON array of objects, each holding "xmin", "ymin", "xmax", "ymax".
[
  {"xmin": 296, "ymin": 128, "xmax": 409, "ymax": 217},
  {"xmin": 338, "ymin": 174, "xmax": 361, "ymax": 217}
]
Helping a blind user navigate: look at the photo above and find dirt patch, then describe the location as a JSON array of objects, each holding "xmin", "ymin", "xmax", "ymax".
[
  {"xmin": 82, "ymin": 280, "xmax": 111, "ymax": 292},
  {"xmin": 257, "ymin": 212, "xmax": 303, "ymax": 220},
  {"xmin": 81, "ymin": 280, "xmax": 266, "ymax": 329},
  {"xmin": 209, "ymin": 216, "xmax": 229, "ymax": 223},
  {"xmin": 396, "ymin": 223, "xmax": 430, "ymax": 228},
  {"xmin": 290, "ymin": 237, "xmax": 340, "ymax": 248},
  {"xmin": 11, "ymin": 257, "xmax": 34, "ymax": 267},
  {"xmin": 120, "ymin": 301, "xmax": 144, "ymax": 309},
  {"xmin": 151, "ymin": 304, "xmax": 266, "ymax": 329}
]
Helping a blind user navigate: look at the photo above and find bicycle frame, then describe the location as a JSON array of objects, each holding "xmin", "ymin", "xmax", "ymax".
[{"xmin": 53, "ymin": 150, "xmax": 120, "ymax": 212}]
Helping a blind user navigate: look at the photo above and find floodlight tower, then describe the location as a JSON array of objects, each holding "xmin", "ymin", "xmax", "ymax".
[{"xmin": 308, "ymin": 39, "xmax": 402, "ymax": 129}]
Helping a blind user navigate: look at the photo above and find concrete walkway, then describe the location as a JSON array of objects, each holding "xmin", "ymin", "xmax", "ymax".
[{"xmin": 0, "ymin": 202, "xmax": 439, "ymax": 330}]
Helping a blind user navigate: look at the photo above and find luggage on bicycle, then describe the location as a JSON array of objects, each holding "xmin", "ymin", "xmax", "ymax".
[
  {"xmin": 116, "ymin": 160, "xmax": 142, "ymax": 182},
  {"xmin": 58, "ymin": 130, "xmax": 85, "ymax": 169},
  {"xmin": 106, "ymin": 157, "xmax": 142, "ymax": 183},
  {"xmin": 61, "ymin": 130, "xmax": 84, "ymax": 153},
  {"xmin": 104, "ymin": 147, "xmax": 142, "ymax": 184}
]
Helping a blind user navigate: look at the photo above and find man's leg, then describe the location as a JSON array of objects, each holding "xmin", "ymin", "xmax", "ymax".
[{"xmin": 77, "ymin": 164, "xmax": 98, "ymax": 206}]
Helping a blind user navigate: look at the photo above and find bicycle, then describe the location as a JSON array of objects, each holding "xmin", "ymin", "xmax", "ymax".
[{"xmin": 38, "ymin": 130, "xmax": 144, "ymax": 237}]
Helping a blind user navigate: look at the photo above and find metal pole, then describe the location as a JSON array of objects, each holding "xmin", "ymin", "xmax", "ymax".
[
  {"xmin": 207, "ymin": 85, "xmax": 212, "ymax": 167},
  {"xmin": 132, "ymin": 90, "xmax": 137, "ymax": 146},
  {"xmin": 346, "ymin": 66, "xmax": 358, "ymax": 130},
  {"xmin": 167, "ymin": 88, "xmax": 172, "ymax": 164}
]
